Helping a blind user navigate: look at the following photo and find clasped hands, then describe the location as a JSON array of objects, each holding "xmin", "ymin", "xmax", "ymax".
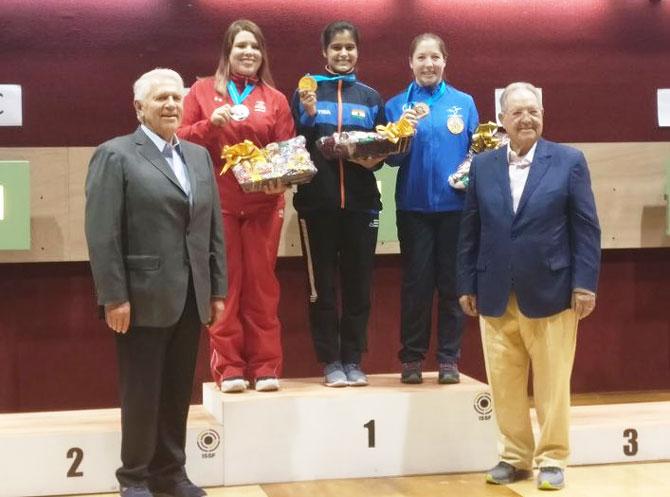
[
  {"xmin": 104, "ymin": 298, "xmax": 226, "ymax": 334},
  {"xmin": 458, "ymin": 290, "xmax": 596, "ymax": 320}
]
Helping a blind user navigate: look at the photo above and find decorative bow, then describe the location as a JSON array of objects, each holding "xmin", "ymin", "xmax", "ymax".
[
  {"xmin": 375, "ymin": 117, "xmax": 416, "ymax": 144},
  {"xmin": 220, "ymin": 140, "xmax": 267, "ymax": 179},
  {"xmin": 470, "ymin": 121, "xmax": 504, "ymax": 153}
]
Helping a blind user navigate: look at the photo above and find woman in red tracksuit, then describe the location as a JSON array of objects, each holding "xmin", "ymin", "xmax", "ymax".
[{"xmin": 178, "ymin": 19, "xmax": 295, "ymax": 393}]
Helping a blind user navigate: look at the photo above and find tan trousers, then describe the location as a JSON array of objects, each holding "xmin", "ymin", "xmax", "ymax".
[{"xmin": 481, "ymin": 294, "xmax": 578, "ymax": 470}]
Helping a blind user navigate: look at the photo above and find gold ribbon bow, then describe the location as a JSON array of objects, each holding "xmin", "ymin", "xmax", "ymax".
[
  {"xmin": 375, "ymin": 117, "xmax": 416, "ymax": 144},
  {"xmin": 470, "ymin": 121, "xmax": 503, "ymax": 153},
  {"xmin": 220, "ymin": 140, "xmax": 267, "ymax": 180}
]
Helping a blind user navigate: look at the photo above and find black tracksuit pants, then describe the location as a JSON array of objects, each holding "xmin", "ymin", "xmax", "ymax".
[
  {"xmin": 396, "ymin": 210, "xmax": 464, "ymax": 364},
  {"xmin": 298, "ymin": 208, "xmax": 379, "ymax": 365}
]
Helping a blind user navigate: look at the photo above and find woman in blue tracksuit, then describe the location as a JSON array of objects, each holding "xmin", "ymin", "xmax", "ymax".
[
  {"xmin": 385, "ymin": 33, "xmax": 478, "ymax": 384},
  {"xmin": 291, "ymin": 20, "xmax": 386, "ymax": 388}
]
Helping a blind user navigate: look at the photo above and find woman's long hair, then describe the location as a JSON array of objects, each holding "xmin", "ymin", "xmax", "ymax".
[{"xmin": 213, "ymin": 19, "xmax": 275, "ymax": 96}]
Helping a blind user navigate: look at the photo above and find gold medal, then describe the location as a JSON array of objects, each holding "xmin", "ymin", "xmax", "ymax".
[
  {"xmin": 298, "ymin": 75, "xmax": 318, "ymax": 92},
  {"xmin": 447, "ymin": 115, "xmax": 465, "ymax": 134}
]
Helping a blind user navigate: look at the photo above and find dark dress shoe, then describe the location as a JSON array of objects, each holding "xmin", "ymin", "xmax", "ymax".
[
  {"xmin": 120, "ymin": 487, "xmax": 154, "ymax": 497},
  {"xmin": 150, "ymin": 478, "xmax": 207, "ymax": 497}
]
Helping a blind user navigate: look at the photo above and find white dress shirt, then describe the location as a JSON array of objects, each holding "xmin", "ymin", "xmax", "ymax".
[
  {"xmin": 507, "ymin": 142, "xmax": 537, "ymax": 213},
  {"xmin": 141, "ymin": 124, "xmax": 192, "ymax": 202}
]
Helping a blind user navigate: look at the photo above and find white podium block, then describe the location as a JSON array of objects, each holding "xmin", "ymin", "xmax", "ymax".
[
  {"xmin": 0, "ymin": 407, "xmax": 224, "ymax": 497},
  {"xmin": 567, "ymin": 401, "xmax": 670, "ymax": 465},
  {"xmin": 202, "ymin": 373, "xmax": 498, "ymax": 485}
]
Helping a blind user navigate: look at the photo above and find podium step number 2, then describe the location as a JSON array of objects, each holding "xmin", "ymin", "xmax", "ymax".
[{"xmin": 0, "ymin": 408, "xmax": 223, "ymax": 497}]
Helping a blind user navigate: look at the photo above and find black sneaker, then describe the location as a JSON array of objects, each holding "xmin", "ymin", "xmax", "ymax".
[
  {"xmin": 401, "ymin": 361, "xmax": 422, "ymax": 384},
  {"xmin": 438, "ymin": 362, "xmax": 460, "ymax": 384}
]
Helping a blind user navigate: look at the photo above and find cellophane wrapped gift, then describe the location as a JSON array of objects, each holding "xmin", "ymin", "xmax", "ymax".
[
  {"xmin": 221, "ymin": 136, "xmax": 317, "ymax": 193},
  {"xmin": 315, "ymin": 117, "xmax": 415, "ymax": 160},
  {"xmin": 448, "ymin": 122, "xmax": 510, "ymax": 190}
]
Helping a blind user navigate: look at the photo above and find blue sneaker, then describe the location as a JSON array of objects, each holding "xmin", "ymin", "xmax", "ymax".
[
  {"xmin": 486, "ymin": 461, "xmax": 532, "ymax": 485},
  {"xmin": 537, "ymin": 466, "xmax": 565, "ymax": 490},
  {"xmin": 343, "ymin": 363, "xmax": 368, "ymax": 386},
  {"xmin": 324, "ymin": 361, "xmax": 348, "ymax": 387}
]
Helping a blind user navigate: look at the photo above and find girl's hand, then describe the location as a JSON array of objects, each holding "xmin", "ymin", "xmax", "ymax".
[
  {"xmin": 262, "ymin": 178, "xmax": 288, "ymax": 195},
  {"xmin": 210, "ymin": 104, "xmax": 233, "ymax": 127},
  {"xmin": 299, "ymin": 90, "xmax": 318, "ymax": 117},
  {"xmin": 400, "ymin": 108, "xmax": 419, "ymax": 127}
]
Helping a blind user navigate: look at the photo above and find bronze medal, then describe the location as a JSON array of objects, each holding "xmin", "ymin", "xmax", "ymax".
[{"xmin": 413, "ymin": 102, "xmax": 430, "ymax": 119}]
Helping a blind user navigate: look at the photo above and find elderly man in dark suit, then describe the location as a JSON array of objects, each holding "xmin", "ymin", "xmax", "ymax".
[
  {"xmin": 457, "ymin": 82, "xmax": 600, "ymax": 490},
  {"xmin": 85, "ymin": 68, "xmax": 227, "ymax": 497}
]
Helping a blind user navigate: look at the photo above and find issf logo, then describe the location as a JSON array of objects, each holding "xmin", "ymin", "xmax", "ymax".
[
  {"xmin": 473, "ymin": 391, "xmax": 493, "ymax": 421},
  {"xmin": 197, "ymin": 429, "xmax": 221, "ymax": 459}
]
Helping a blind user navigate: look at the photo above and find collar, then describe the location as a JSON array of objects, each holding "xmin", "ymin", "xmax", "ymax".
[
  {"xmin": 414, "ymin": 80, "xmax": 445, "ymax": 95},
  {"xmin": 141, "ymin": 124, "xmax": 180, "ymax": 152},
  {"xmin": 507, "ymin": 141, "xmax": 538, "ymax": 164},
  {"xmin": 230, "ymin": 73, "xmax": 259, "ymax": 87}
]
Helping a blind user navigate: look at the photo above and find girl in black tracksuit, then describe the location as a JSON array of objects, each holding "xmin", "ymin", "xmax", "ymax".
[{"xmin": 292, "ymin": 20, "xmax": 385, "ymax": 387}]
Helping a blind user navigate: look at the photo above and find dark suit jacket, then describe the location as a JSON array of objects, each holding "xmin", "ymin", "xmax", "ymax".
[
  {"xmin": 85, "ymin": 126, "xmax": 227, "ymax": 327},
  {"xmin": 457, "ymin": 138, "xmax": 601, "ymax": 318}
]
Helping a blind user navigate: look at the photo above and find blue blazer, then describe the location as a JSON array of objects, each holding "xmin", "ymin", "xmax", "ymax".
[{"xmin": 457, "ymin": 138, "xmax": 601, "ymax": 318}]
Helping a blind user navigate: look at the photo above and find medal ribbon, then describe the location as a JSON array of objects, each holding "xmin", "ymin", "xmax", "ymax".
[
  {"xmin": 227, "ymin": 81, "xmax": 255, "ymax": 105},
  {"xmin": 312, "ymin": 74, "xmax": 357, "ymax": 84},
  {"xmin": 404, "ymin": 80, "xmax": 446, "ymax": 109}
]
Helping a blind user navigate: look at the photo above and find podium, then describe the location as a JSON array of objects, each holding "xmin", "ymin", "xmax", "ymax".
[
  {"xmin": 202, "ymin": 373, "xmax": 498, "ymax": 485},
  {"xmin": 2, "ymin": 373, "xmax": 670, "ymax": 497}
]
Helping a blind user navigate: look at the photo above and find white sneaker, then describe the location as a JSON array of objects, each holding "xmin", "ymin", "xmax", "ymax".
[
  {"xmin": 255, "ymin": 377, "xmax": 280, "ymax": 392},
  {"xmin": 220, "ymin": 377, "xmax": 247, "ymax": 393}
]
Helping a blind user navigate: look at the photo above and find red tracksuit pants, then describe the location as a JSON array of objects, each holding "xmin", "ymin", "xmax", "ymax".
[{"xmin": 209, "ymin": 203, "xmax": 284, "ymax": 383}]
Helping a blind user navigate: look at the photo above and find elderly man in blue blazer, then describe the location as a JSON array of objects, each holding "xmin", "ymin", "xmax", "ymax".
[
  {"xmin": 86, "ymin": 68, "xmax": 227, "ymax": 497},
  {"xmin": 457, "ymin": 82, "xmax": 600, "ymax": 490}
]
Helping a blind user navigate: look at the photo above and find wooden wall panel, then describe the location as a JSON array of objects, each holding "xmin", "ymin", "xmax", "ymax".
[
  {"xmin": 0, "ymin": 148, "xmax": 69, "ymax": 262},
  {"xmin": 66, "ymin": 147, "xmax": 92, "ymax": 261},
  {"xmin": 575, "ymin": 142, "xmax": 670, "ymax": 248},
  {"xmin": 1, "ymin": 142, "xmax": 669, "ymax": 263}
]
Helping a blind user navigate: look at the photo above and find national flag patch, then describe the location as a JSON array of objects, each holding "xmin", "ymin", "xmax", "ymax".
[{"xmin": 351, "ymin": 109, "xmax": 366, "ymax": 119}]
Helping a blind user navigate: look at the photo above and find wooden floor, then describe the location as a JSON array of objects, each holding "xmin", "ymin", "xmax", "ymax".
[
  {"xmin": 45, "ymin": 391, "xmax": 670, "ymax": 497},
  {"xmin": 52, "ymin": 461, "xmax": 670, "ymax": 497}
]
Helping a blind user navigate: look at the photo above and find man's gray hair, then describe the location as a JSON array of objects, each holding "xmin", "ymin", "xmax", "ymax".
[
  {"xmin": 133, "ymin": 68, "xmax": 184, "ymax": 102},
  {"xmin": 499, "ymin": 82, "xmax": 542, "ymax": 113}
]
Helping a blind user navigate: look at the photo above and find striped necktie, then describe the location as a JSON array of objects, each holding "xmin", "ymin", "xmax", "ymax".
[{"xmin": 162, "ymin": 143, "xmax": 191, "ymax": 200}]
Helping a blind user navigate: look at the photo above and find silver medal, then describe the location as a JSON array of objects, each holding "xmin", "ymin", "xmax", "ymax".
[{"xmin": 230, "ymin": 104, "xmax": 250, "ymax": 121}]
